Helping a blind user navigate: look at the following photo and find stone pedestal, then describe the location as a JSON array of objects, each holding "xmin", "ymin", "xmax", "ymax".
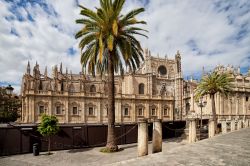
[
  {"xmin": 138, "ymin": 118, "xmax": 148, "ymax": 157},
  {"xmin": 244, "ymin": 120, "xmax": 248, "ymax": 128},
  {"xmin": 152, "ymin": 119, "xmax": 162, "ymax": 153},
  {"xmin": 209, "ymin": 119, "xmax": 215, "ymax": 138},
  {"xmin": 237, "ymin": 120, "xmax": 242, "ymax": 130},
  {"xmin": 221, "ymin": 120, "xmax": 227, "ymax": 134},
  {"xmin": 230, "ymin": 120, "xmax": 235, "ymax": 131},
  {"xmin": 188, "ymin": 119, "xmax": 196, "ymax": 143}
]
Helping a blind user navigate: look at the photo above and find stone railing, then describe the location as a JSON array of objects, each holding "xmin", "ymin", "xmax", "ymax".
[{"xmin": 186, "ymin": 118, "xmax": 250, "ymax": 143}]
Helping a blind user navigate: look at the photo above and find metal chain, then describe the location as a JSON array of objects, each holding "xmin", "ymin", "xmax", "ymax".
[{"xmin": 163, "ymin": 125, "xmax": 186, "ymax": 131}]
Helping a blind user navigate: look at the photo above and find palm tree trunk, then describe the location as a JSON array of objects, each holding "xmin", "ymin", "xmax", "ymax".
[
  {"xmin": 106, "ymin": 50, "xmax": 118, "ymax": 151},
  {"xmin": 211, "ymin": 94, "xmax": 217, "ymax": 132}
]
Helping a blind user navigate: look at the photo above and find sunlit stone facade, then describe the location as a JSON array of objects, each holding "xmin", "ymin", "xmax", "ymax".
[
  {"xmin": 188, "ymin": 65, "xmax": 250, "ymax": 120},
  {"xmin": 21, "ymin": 50, "xmax": 190, "ymax": 124}
]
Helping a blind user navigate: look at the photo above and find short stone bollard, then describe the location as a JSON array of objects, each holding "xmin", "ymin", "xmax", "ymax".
[
  {"xmin": 237, "ymin": 120, "xmax": 242, "ymax": 130},
  {"xmin": 138, "ymin": 118, "xmax": 148, "ymax": 157},
  {"xmin": 231, "ymin": 120, "xmax": 235, "ymax": 131},
  {"xmin": 188, "ymin": 119, "xmax": 196, "ymax": 143},
  {"xmin": 209, "ymin": 119, "xmax": 215, "ymax": 138},
  {"xmin": 248, "ymin": 119, "xmax": 250, "ymax": 128},
  {"xmin": 244, "ymin": 119, "xmax": 249, "ymax": 128},
  {"xmin": 244, "ymin": 120, "xmax": 247, "ymax": 128},
  {"xmin": 152, "ymin": 119, "xmax": 162, "ymax": 153},
  {"xmin": 221, "ymin": 120, "xmax": 227, "ymax": 134}
]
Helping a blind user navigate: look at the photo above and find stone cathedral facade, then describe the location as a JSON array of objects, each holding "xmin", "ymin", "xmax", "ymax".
[
  {"xmin": 21, "ymin": 50, "xmax": 190, "ymax": 124},
  {"xmin": 189, "ymin": 65, "xmax": 250, "ymax": 120}
]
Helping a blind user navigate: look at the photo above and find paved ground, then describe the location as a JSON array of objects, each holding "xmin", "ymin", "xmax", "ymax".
[{"xmin": 0, "ymin": 128, "xmax": 250, "ymax": 166}]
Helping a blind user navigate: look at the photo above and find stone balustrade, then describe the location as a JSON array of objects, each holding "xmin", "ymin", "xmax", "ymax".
[{"xmin": 187, "ymin": 118, "xmax": 250, "ymax": 145}]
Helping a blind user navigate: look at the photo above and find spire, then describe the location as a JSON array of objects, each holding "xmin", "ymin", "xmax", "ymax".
[
  {"xmin": 44, "ymin": 66, "xmax": 47, "ymax": 77},
  {"xmin": 145, "ymin": 48, "xmax": 149, "ymax": 57},
  {"xmin": 60, "ymin": 62, "xmax": 62, "ymax": 73},
  {"xmin": 53, "ymin": 65, "xmax": 58, "ymax": 78},
  {"xmin": 202, "ymin": 66, "xmax": 205, "ymax": 76},
  {"xmin": 190, "ymin": 75, "xmax": 193, "ymax": 82},
  {"xmin": 237, "ymin": 66, "xmax": 240, "ymax": 74},
  {"xmin": 26, "ymin": 61, "xmax": 30, "ymax": 75},
  {"xmin": 175, "ymin": 50, "xmax": 181, "ymax": 59},
  {"xmin": 70, "ymin": 70, "xmax": 73, "ymax": 80}
]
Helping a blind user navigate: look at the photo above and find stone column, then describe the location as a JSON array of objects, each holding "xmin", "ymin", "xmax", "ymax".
[
  {"xmin": 65, "ymin": 100, "xmax": 69, "ymax": 123},
  {"xmin": 138, "ymin": 118, "xmax": 148, "ymax": 157},
  {"xmin": 152, "ymin": 119, "xmax": 162, "ymax": 153},
  {"xmin": 228, "ymin": 99, "xmax": 231, "ymax": 120},
  {"xmin": 217, "ymin": 94, "xmax": 221, "ymax": 116},
  {"xmin": 24, "ymin": 98, "xmax": 28, "ymax": 123},
  {"xmin": 81, "ymin": 101, "xmax": 85, "ymax": 123},
  {"xmin": 231, "ymin": 120, "xmax": 235, "ymax": 131},
  {"xmin": 237, "ymin": 120, "xmax": 242, "ymax": 130},
  {"xmin": 221, "ymin": 120, "xmax": 227, "ymax": 134},
  {"xmin": 209, "ymin": 119, "xmax": 215, "ymax": 138},
  {"xmin": 116, "ymin": 100, "xmax": 122, "ymax": 123},
  {"xmin": 236, "ymin": 98, "xmax": 239, "ymax": 118},
  {"xmin": 97, "ymin": 101, "xmax": 101, "ymax": 123},
  {"xmin": 132, "ymin": 101, "xmax": 136, "ymax": 122},
  {"xmin": 240, "ymin": 120, "xmax": 243, "ymax": 129},
  {"xmin": 48, "ymin": 97, "xmax": 52, "ymax": 116},
  {"xmin": 145, "ymin": 102, "xmax": 150, "ymax": 119},
  {"xmin": 243, "ymin": 119, "xmax": 248, "ymax": 128},
  {"xmin": 31, "ymin": 96, "xmax": 35, "ymax": 123},
  {"xmin": 188, "ymin": 119, "xmax": 196, "ymax": 143}
]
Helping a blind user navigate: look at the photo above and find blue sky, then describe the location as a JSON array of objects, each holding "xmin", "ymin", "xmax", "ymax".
[{"xmin": 0, "ymin": 0, "xmax": 250, "ymax": 93}]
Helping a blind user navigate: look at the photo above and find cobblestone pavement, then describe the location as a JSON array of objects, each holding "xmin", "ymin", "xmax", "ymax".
[{"xmin": 0, "ymin": 128, "xmax": 249, "ymax": 166}]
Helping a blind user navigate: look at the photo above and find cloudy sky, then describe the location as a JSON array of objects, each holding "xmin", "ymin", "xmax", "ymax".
[{"xmin": 0, "ymin": 0, "xmax": 250, "ymax": 93}]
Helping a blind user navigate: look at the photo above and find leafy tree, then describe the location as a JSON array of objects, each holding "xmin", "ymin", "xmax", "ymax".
[
  {"xmin": 194, "ymin": 71, "xmax": 233, "ymax": 130},
  {"xmin": 0, "ymin": 87, "xmax": 21, "ymax": 123},
  {"xmin": 37, "ymin": 114, "xmax": 59, "ymax": 154},
  {"xmin": 75, "ymin": 0, "xmax": 147, "ymax": 151}
]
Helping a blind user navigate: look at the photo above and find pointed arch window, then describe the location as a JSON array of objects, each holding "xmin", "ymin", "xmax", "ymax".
[{"xmin": 139, "ymin": 83, "xmax": 144, "ymax": 94}]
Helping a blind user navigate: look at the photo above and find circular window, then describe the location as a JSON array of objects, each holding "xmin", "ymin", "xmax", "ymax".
[{"xmin": 158, "ymin": 65, "xmax": 167, "ymax": 76}]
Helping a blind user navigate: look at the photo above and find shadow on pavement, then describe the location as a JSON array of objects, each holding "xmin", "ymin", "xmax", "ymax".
[{"xmin": 67, "ymin": 148, "xmax": 93, "ymax": 153}]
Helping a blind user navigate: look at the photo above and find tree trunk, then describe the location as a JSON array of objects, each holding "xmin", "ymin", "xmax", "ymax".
[
  {"xmin": 48, "ymin": 136, "xmax": 51, "ymax": 154},
  {"xmin": 211, "ymin": 94, "xmax": 218, "ymax": 132},
  {"xmin": 106, "ymin": 50, "xmax": 118, "ymax": 151}
]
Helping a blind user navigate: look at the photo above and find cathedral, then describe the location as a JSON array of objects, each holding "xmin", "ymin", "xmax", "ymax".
[
  {"xmin": 20, "ymin": 49, "xmax": 250, "ymax": 124},
  {"xmin": 21, "ymin": 50, "xmax": 191, "ymax": 124},
  {"xmin": 189, "ymin": 65, "xmax": 250, "ymax": 121}
]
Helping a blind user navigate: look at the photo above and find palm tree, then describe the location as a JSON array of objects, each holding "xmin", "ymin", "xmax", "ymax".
[
  {"xmin": 194, "ymin": 71, "xmax": 233, "ymax": 128},
  {"xmin": 75, "ymin": 0, "xmax": 147, "ymax": 151}
]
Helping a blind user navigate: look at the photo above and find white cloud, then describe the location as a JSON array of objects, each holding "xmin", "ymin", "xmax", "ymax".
[{"xmin": 0, "ymin": 0, "xmax": 250, "ymax": 93}]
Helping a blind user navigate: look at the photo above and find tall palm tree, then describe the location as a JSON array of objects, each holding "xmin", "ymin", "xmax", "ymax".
[
  {"xmin": 194, "ymin": 71, "xmax": 233, "ymax": 127},
  {"xmin": 75, "ymin": 0, "xmax": 147, "ymax": 151}
]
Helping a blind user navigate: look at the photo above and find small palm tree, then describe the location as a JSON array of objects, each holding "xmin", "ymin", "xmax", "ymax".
[
  {"xmin": 195, "ymin": 71, "xmax": 233, "ymax": 126},
  {"xmin": 75, "ymin": 0, "xmax": 147, "ymax": 151}
]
